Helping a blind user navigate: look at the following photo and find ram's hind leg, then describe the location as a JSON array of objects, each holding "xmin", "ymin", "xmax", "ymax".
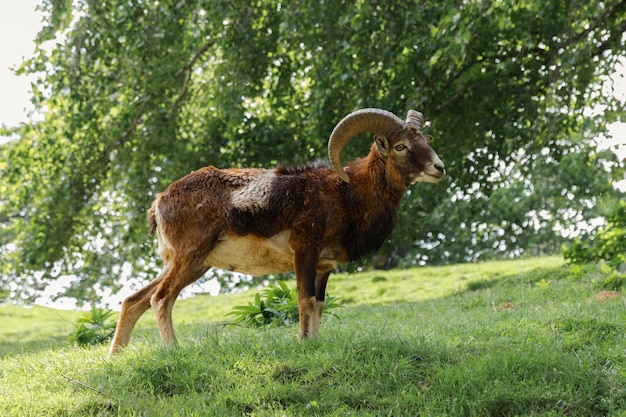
[
  {"xmin": 310, "ymin": 271, "xmax": 331, "ymax": 337},
  {"xmin": 108, "ymin": 264, "xmax": 169, "ymax": 356},
  {"xmin": 150, "ymin": 257, "xmax": 210, "ymax": 347},
  {"xmin": 298, "ymin": 271, "xmax": 330, "ymax": 339}
]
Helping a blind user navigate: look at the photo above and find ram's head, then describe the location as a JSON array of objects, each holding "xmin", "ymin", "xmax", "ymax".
[{"xmin": 328, "ymin": 108, "xmax": 445, "ymax": 185}]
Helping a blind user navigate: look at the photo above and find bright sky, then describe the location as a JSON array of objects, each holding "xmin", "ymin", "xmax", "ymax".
[{"xmin": 0, "ymin": 0, "xmax": 41, "ymax": 131}]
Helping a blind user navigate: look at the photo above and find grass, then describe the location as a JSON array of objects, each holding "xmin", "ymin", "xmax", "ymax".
[
  {"xmin": 2, "ymin": 256, "xmax": 626, "ymax": 416},
  {"xmin": 0, "ymin": 305, "xmax": 82, "ymax": 355}
]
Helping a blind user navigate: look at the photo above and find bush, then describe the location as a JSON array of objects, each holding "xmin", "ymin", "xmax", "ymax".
[
  {"xmin": 563, "ymin": 200, "xmax": 626, "ymax": 267},
  {"xmin": 228, "ymin": 281, "xmax": 342, "ymax": 328},
  {"xmin": 68, "ymin": 306, "xmax": 117, "ymax": 346}
]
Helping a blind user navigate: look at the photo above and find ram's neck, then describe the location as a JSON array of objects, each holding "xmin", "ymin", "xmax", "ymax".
[
  {"xmin": 346, "ymin": 151, "xmax": 407, "ymax": 207},
  {"xmin": 341, "ymin": 153, "xmax": 408, "ymax": 261}
]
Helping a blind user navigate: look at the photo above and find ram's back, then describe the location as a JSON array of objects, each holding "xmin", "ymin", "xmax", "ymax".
[{"xmin": 148, "ymin": 164, "xmax": 346, "ymax": 275}]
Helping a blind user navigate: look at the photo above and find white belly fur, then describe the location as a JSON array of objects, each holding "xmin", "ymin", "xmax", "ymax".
[{"xmin": 203, "ymin": 230, "xmax": 295, "ymax": 276}]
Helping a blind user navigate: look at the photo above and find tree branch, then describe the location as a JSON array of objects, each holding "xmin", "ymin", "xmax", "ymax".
[
  {"xmin": 124, "ymin": 38, "xmax": 217, "ymax": 143},
  {"xmin": 171, "ymin": 39, "xmax": 216, "ymax": 108},
  {"xmin": 173, "ymin": 39, "xmax": 216, "ymax": 79},
  {"xmin": 568, "ymin": 0, "xmax": 626, "ymax": 47}
]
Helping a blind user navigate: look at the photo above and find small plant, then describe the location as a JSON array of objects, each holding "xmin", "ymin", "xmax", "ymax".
[
  {"xmin": 68, "ymin": 306, "xmax": 117, "ymax": 346},
  {"xmin": 597, "ymin": 262, "xmax": 625, "ymax": 291},
  {"xmin": 566, "ymin": 264, "xmax": 583, "ymax": 280},
  {"xmin": 229, "ymin": 281, "xmax": 342, "ymax": 328},
  {"xmin": 535, "ymin": 278, "xmax": 551, "ymax": 289}
]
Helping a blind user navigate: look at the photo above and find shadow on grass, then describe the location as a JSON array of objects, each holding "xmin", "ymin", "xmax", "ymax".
[
  {"xmin": 0, "ymin": 335, "xmax": 72, "ymax": 358},
  {"xmin": 463, "ymin": 263, "xmax": 570, "ymax": 293}
]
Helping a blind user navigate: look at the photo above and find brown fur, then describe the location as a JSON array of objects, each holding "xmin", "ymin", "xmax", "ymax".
[{"xmin": 108, "ymin": 124, "xmax": 444, "ymax": 355}]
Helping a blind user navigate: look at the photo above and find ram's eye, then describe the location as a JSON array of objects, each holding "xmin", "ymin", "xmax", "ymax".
[{"xmin": 395, "ymin": 144, "xmax": 407, "ymax": 151}]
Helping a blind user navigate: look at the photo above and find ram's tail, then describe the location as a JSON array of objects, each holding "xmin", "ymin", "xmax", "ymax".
[{"xmin": 148, "ymin": 201, "xmax": 158, "ymax": 237}]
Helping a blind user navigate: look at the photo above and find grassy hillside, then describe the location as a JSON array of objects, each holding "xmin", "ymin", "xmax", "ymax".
[{"xmin": 2, "ymin": 256, "xmax": 626, "ymax": 416}]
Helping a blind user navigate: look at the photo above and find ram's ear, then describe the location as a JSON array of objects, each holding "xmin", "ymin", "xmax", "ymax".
[{"xmin": 374, "ymin": 135, "xmax": 391, "ymax": 156}]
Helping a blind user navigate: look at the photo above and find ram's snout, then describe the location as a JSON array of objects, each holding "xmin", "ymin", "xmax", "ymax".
[{"xmin": 421, "ymin": 153, "xmax": 446, "ymax": 183}]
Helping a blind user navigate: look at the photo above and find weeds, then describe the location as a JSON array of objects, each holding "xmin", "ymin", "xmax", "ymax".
[
  {"xmin": 567, "ymin": 262, "xmax": 625, "ymax": 291},
  {"xmin": 228, "ymin": 281, "xmax": 342, "ymax": 328},
  {"xmin": 67, "ymin": 306, "xmax": 116, "ymax": 346}
]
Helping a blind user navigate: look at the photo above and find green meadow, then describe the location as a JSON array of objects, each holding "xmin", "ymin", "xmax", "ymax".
[{"xmin": 2, "ymin": 256, "xmax": 626, "ymax": 416}]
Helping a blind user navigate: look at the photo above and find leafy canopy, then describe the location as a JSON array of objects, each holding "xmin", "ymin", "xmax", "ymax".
[{"xmin": 1, "ymin": 0, "xmax": 625, "ymax": 302}]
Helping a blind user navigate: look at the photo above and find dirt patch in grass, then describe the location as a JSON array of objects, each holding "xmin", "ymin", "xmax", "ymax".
[
  {"xmin": 495, "ymin": 302, "xmax": 516, "ymax": 312},
  {"xmin": 590, "ymin": 291, "xmax": 622, "ymax": 302}
]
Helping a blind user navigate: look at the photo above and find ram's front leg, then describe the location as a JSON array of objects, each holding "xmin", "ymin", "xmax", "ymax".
[{"xmin": 294, "ymin": 250, "xmax": 324, "ymax": 338}]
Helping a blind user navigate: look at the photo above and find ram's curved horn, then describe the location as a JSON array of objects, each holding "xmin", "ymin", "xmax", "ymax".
[
  {"xmin": 328, "ymin": 108, "xmax": 405, "ymax": 183},
  {"xmin": 405, "ymin": 110, "xmax": 424, "ymax": 129}
]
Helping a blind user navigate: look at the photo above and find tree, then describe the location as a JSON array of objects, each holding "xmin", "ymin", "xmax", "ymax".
[{"xmin": 1, "ymin": 0, "xmax": 625, "ymax": 303}]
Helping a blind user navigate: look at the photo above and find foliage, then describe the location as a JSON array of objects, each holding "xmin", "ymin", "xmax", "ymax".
[
  {"xmin": 563, "ymin": 200, "xmax": 626, "ymax": 267},
  {"xmin": 3, "ymin": 257, "xmax": 626, "ymax": 415},
  {"xmin": 228, "ymin": 281, "xmax": 342, "ymax": 328},
  {"xmin": 568, "ymin": 262, "xmax": 625, "ymax": 291},
  {"xmin": 564, "ymin": 200, "xmax": 626, "ymax": 292},
  {"xmin": 1, "ymin": 0, "xmax": 625, "ymax": 302},
  {"xmin": 405, "ymin": 135, "xmax": 625, "ymax": 265},
  {"xmin": 67, "ymin": 305, "xmax": 116, "ymax": 346}
]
